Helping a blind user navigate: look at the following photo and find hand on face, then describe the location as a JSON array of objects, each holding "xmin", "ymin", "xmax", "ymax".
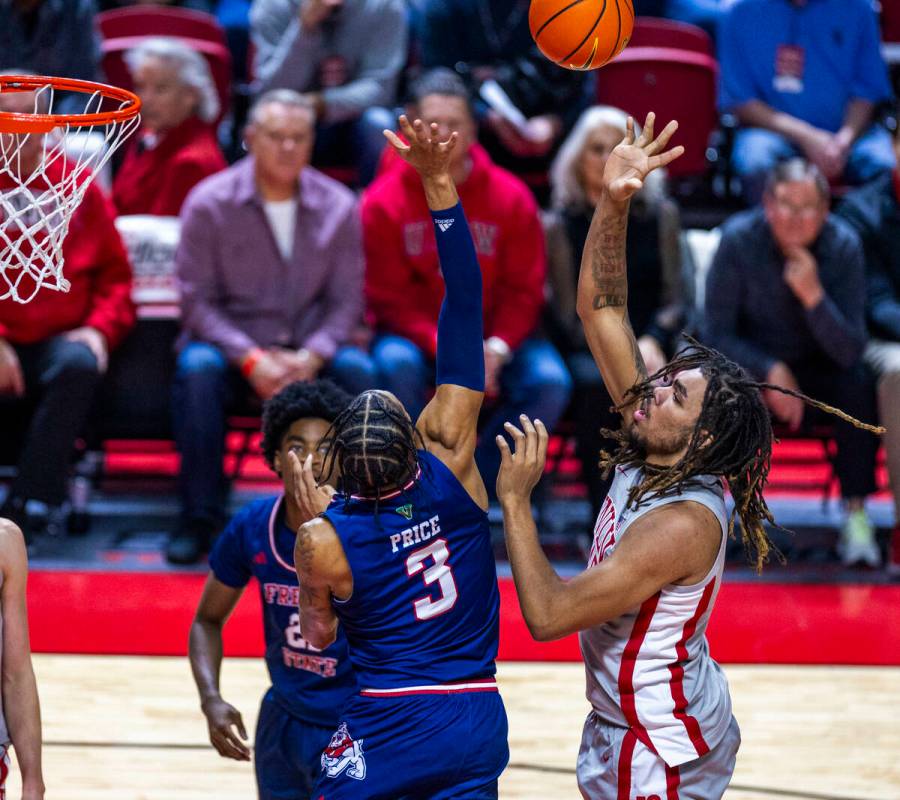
[
  {"xmin": 782, "ymin": 246, "xmax": 824, "ymax": 309},
  {"xmin": 287, "ymin": 451, "xmax": 337, "ymax": 522}
]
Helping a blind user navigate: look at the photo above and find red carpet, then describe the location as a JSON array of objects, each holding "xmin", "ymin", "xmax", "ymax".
[{"xmin": 28, "ymin": 571, "xmax": 900, "ymax": 665}]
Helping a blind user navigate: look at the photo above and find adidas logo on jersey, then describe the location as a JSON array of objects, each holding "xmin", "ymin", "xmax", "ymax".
[{"xmin": 436, "ymin": 218, "xmax": 454, "ymax": 232}]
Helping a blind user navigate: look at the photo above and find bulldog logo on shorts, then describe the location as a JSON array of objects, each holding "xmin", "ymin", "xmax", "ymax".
[{"xmin": 321, "ymin": 722, "xmax": 366, "ymax": 781}]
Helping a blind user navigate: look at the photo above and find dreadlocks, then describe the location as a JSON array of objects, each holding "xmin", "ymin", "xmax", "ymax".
[
  {"xmin": 599, "ymin": 338, "xmax": 884, "ymax": 572},
  {"xmin": 320, "ymin": 390, "xmax": 422, "ymax": 504}
]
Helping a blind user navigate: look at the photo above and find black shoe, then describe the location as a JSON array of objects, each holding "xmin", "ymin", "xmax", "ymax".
[{"xmin": 166, "ymin": 521, "xmax": 217, "ymax": 565}]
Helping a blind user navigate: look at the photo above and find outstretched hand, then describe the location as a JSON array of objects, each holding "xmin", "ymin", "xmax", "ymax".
[
  {"xmin": 383, "ymin": 115, "xmax": 458, "ymax": 178},
  {"xmin": 495, "ymin": 415, "xmax": 549, "ymax": 504},
  {"xmin": 603, "ymin": 112, "xmax": 684, "ymax": 203}
]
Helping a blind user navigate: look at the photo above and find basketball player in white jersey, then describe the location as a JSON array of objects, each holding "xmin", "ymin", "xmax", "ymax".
[
  {"xmin": 0, "ymin": 518, "xmax": 44, "ymax": 800},
  {"xmin": 495, "ymin": 113, "xmax": 881, "ymax": 799}
]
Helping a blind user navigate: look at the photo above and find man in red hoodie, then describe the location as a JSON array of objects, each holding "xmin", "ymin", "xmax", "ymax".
[
  {"xmin": 363, "ymin": 68, "xmax": 571, "ymax": 492},
  {"xmin": 0, "ymin": 85, "xmax": 135, "ymax": 542}
]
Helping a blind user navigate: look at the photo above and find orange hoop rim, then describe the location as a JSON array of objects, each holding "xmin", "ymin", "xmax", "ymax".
[{"xmin": 0, "ymin": 75, "xmax": 141, "ymax": 135}]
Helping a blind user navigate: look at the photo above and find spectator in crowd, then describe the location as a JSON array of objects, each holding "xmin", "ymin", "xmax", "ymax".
[
  {"xmin": 249, "ymin": 0, "xmax": 407, "ymax": 186},
  {"xmin": 0, "ymin": 0, "xmax": 101, "ymax": 115},
  {"xmin": 113, "ymin": 37, "xmax": 227, "ymax": 218},
  {"xmin": 662, "ymin": 0, "xmax": 729, "ymax": 38},
  {"xmin": 170, "ymin": 89, "xmax": 375, "ymax": 564},
  {"xmin": 0, "ymin": 86, "xmax": 135, "ymax": 543},
  {"xmin": 363, "ymin": 68, "xmax": 571, "ymax": 494},
  {"xmin": 704, "ymin": 158, "xmax": 880, "ymax": 567},
  {"xmin": 837, "ymin": 120, "xmax": 900, "ymax": 575},
  {"xmin": 545, "ymin": 106, "xmax": 685, "ymax": 519},
  {"xmin": 419, "ymin": 0, "xmax": 588, "ymax": 179},
  {"xmin": 718, "ymin": 0, "xmax": 894, "ymax": 203},
  {"xmin": 97, "ymin": 1, "xmax": 217, "ymax": 10}
]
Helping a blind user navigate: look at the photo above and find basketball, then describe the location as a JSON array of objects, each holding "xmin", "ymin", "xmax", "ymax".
[{"xmin": 529, "ymin": 0, "xmax": 634, "ymax": 71}]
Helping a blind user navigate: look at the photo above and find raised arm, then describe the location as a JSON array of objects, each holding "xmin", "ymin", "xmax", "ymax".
[
  {"xmin": 383, "ymin": 116, "xmax": 487, "ymax": 507},
  {"xmin": 0, "ymin": 520, "xmax": 44, "ymax": 800},
  {"xmin": 575, "ymin": 113, "xmax": 683, "ymax": 418}
]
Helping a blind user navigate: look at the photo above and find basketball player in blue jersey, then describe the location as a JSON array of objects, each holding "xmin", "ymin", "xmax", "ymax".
[
  {"xmin": 287, "ymin": 115, "xmax": 507, "ymax": 800},
  {"xmin": 188, "ymin": 379, "xmax": 357, "ymax": 800}
]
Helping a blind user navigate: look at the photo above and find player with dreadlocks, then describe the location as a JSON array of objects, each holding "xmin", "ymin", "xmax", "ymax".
[
  {"xmin": 289, "ymin": 115, "xmax": 508, "ymax": 799},
  {"xmin": 494, "ymin": 113, "xmax": 882, "ymax": 800}
]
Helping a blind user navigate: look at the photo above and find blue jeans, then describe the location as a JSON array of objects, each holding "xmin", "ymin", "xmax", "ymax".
[
  {"xmin": 172, "ymin": 341, "xmax": 376, "ymax": 525},
  {"xmin": 731, "ymin": 125, "xmax": 896, "ymax": 203},
  {"xmin": 665, "ymin": 0, "xmax": 725, "ymax": 38},
  {"xmin": 372, "ymin": 336, "xmax": 572, "ymax": 495}
]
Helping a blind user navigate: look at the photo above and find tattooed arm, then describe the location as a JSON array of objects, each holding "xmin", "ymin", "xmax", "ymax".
[
  {"xmin": 293, "ymin": 517, "xmax": 353, "ymax": 649},
  {"xmin": 575, "ymin": 113, "xmax": 684, "ymax": 414}
]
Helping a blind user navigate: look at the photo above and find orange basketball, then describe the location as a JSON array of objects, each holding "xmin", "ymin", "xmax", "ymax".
[{"xmin": 529, "ymin": 0, "xmax": 634, "ymax": 71}]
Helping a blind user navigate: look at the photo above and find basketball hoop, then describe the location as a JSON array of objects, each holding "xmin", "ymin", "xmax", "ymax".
[{"xmin": 0, "ymin": 75, "xmax": 141, "ymax": 303}]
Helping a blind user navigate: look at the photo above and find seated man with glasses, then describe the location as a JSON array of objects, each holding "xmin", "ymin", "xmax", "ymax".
[{"xmin": 703, "ymin": 158, "xmax": 881, "ymax": 567}]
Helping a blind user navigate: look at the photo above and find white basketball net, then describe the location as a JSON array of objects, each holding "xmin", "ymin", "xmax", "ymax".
[{"xmin": 0, "ymin": 83, "xmax": 140, "ymax": 304}]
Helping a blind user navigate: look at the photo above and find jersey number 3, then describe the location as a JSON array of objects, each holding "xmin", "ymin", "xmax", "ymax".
[{"xmin": 406, "ymin": 538, "xmax": 458, "ymax": 620}]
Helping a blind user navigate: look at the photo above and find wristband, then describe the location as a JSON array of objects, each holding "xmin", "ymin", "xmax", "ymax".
[{"xmin": 240, "ymin": 347, "xmax": 264, "ymax": 379}]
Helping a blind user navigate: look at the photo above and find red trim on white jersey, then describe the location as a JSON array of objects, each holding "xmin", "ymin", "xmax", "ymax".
[
  {"xmin": 619, "ymin": 592, "xmax": 662, "ymax": 754},
  {"xmin": 667, "ymin": 581, "xmax": 715, "ymax": 757},
  {"xmin": 617, "ymin": 729, "xmax": 637, "ymax": 800},
  {"xmin": 359, "ymin": 678, "xmax": 497, "ymax": 697}
]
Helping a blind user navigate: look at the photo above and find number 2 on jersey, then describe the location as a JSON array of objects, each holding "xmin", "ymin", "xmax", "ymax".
[{"xmin": 406, "ymin": 538, "xmax": 458, "ymax": 620}]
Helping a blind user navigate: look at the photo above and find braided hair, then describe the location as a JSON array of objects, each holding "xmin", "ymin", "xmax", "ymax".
[
  {"xmin": 600, "ymin": 339, "xmax": 884, "ymax": 572},
  {"xmin": 320, "ymin": 390, "xmax": 422, "ymax": 505}
]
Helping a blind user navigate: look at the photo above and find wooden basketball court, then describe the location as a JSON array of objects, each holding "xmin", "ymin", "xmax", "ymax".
[{"xmin": 5, "ymin": 655, "xmax": 899, "ymax": 799}]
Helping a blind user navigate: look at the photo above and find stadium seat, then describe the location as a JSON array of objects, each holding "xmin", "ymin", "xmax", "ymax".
[
  {"xmin": 96, "ymin": 6, "xmax": 228, "ymax": 47},
  {"xmin": 100, "ymin": 36, "xmax": 233, "ymax": 125},
  {"xmin": 595, "ymin": 47, "xmax": 718, "ymax": 179},
  {"xmin": 629, "ymin": 16, "xmax": 713, "ymax": 56}
]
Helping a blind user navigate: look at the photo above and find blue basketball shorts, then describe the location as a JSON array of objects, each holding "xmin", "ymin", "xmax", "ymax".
[
  {"xmin": 255, "ymin": 689, "xmax": 337, "ymax": 800},
  {"xmin": 312, "ymin": 685, "xmax": 509, "ymax": 800}
]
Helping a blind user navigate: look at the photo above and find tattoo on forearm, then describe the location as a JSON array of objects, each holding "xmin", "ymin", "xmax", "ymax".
[{"xmin": 295, "ymin": 526, "xmax": 315, "ymax": 577}]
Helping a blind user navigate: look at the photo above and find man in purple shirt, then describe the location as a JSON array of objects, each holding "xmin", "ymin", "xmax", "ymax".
[{"xmin": 169, "ymin": 88, "xmax": 376, "ymax": 565}]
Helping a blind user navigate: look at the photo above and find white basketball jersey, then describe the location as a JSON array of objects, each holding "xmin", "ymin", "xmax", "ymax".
[{"xmin": 579, "ymin": 465, "xmax": 733, "ymax": 768}]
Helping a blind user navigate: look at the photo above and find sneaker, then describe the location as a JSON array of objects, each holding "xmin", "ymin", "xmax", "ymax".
[
  {"xmin": 837, "ymin": 510, "xmax": 881, "ymax": 568},
  {"xmin": 165, "ymin": 520, "xmax": 217, "ymax": 565},
  {"xmin": 887, "ymin": 526, "xmax": 900, "ymax": 577}
]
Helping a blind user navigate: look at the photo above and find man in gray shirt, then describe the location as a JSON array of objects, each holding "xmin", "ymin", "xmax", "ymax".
[
  {"xmin": 169, "ymin": 89, "xmax": 376, "ymax": 564},
  {"xmin": 704, "ymin": 158, "xmax": 880, "ymax": 567},
  {"xmin": 251, "ymin": 0, "xmax": 408, "ymax": 185}
]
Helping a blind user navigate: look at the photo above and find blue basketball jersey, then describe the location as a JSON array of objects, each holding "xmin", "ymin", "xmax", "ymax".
[
  {"xmin": 322, "ymin": 450, "xmax": 500, "ymax": 690},
  {"xmin": 209, "ymin": 495, "xmax": 357, "ymax": 725}
]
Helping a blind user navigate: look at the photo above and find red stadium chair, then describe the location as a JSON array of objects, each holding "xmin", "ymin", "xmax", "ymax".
[
  {"xmin": 595, "ymin": 47, "xmax": 718, "ymax": 178},
  {"xmin": 101, "ymin": 36, "xmax": 232, "ymax": 125},
  {"xmin": 96, "ymin": 6, "xmax": 228, "ymax": 47},
  {"xmin": 629, "ymin": 16, "xmax": 713, "ymax": 56}
]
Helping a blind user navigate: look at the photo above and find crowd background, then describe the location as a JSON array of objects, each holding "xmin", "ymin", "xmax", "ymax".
[{"xmin": 1, "ymin": 0, "xmax": 899, "ymax": 575}]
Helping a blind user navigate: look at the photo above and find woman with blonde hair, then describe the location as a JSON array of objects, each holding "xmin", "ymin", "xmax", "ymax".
[{"xmin": 544, "ymin": 105, "xmax": 685, "ymax": 518}]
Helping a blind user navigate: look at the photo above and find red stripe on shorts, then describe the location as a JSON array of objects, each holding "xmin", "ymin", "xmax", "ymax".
[
  {"xmin": 617, "ymin": 729, "xmax": 637, "ymax": 800},
  {"xmin": 667, "ymin": 581, "xmax": 715, "ymax": 757},
  {"xmin": 665, "ymin": 762, "xmax": 681, "ymax": 799}
]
